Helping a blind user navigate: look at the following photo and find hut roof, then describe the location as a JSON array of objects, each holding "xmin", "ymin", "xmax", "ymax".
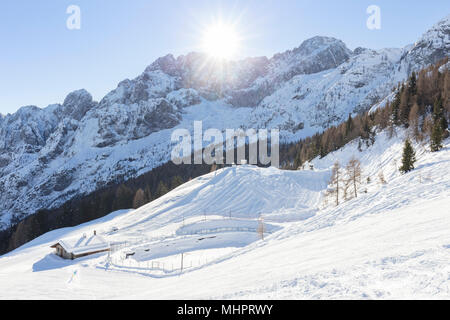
[{"xmin": 50, "ymin": 234, "xmax": 110, "ymax": 255}]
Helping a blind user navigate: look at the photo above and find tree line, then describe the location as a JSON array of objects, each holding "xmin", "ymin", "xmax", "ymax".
[
  {"xmin": 0, "ymin": 162, "xmax": 215, "ymax": 254},
  {"xmin": 281, "ymin": 57, "xmax": 449, "ymax": 170}
]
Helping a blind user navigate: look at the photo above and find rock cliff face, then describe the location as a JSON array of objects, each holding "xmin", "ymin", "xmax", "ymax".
[{"xmin": 0, "ymin": 15, "xmax": 448, "ymax": 229}]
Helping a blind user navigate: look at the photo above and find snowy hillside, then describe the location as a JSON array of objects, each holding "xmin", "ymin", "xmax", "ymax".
[
  {"xmin": 0, "ymin": 131, "xmax": 449, "ymax": 299},
  {"xmin": 0, "ymin": 15, "xmax": 449, "ymax": 229}
]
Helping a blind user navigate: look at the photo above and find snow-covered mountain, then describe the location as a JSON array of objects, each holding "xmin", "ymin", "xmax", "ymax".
[
  {"xmin": 0, "ymin": 131, "xmax": 449, "ymax": 299},
  {"xmin": 0, "ymin": 15, "xmax": 449, "ymax": 229}
]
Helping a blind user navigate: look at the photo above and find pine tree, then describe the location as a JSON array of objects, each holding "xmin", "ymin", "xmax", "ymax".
[
  {"xmin": 345, "ymin": 113, "xmax": 354, "ymax": 137},
  {"xmin": 399, "ymin": 139, "xmax": 417, "ymax": 174},
  {"xmin": 430, "ymin": 121, "xmax": 443, "ymax": 152},
  {"xmin": 399, "ymin": 88, "xmax": 410, "ymax": 126},
  {"xmin": 156, "ymin": 181, "xmax": 169, "ymax": 198},
  {"xmin": 171, "ymin": 176, "xmax": 184, "ymax": 189},
  {"xmin": 360, "ymin": 116, "xmax": 375, "ymax": 146},
  {"xmin": 294, "ymin": 152, "xmax": 303, "ymax": 170},
  {"xmin": 433, "ymin": 98, "xmax": 443, "ymax": 122},
  {"xmin": 112, "ymin": 185, "xmax": 134, "ymax": 210},
  {"xmin": 433, "ymin": 98, "xmax": 448, "ymax": 132},
  {"xmin": 319, "ymin": 144, "xmax": 327, "ymax": 159},
  {"xmin": 144, "ymin": 185, "xmax": 152, "ymax": 203},
  {"xmin": 408, "ymin": 71, "xmax": 417, "ymax": 96},
  {"xmin": 391, "ymin": 91, "xmax": 401, "ymax": 125}
]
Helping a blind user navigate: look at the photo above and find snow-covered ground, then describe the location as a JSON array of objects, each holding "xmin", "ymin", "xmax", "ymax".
[{"xmin": 0, "ymin": 131, "xmax": 449, "ymax": 299}]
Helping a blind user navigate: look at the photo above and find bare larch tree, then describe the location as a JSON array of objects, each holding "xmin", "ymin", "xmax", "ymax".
[
  {"xmin": 345, "ymin": 157, "xmax": 362, "ymax": 198},
  {"xmin": 329, "ymin": 161, "xmax": 342, "ymax": 206}
]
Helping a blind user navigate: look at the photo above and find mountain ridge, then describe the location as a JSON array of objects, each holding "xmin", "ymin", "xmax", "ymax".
[{"xmin": 0, "ymin": 14, "xmax": 448, "ymax": 229}]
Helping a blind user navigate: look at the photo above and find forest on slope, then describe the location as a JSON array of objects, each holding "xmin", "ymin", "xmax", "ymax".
[{"xmin": 282, "ymin": 58, "xmax": 449, "ymax": 169}]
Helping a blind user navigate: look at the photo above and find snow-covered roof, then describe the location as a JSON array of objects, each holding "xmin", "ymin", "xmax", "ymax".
[{"xmin": 51, "ymin": 234, "xmax": 110, "ymax": 255}]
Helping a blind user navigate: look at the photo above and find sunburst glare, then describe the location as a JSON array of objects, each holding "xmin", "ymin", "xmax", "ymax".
[{"xmin": 201, "ymin": 22, "xmax": 240, "ymax": 60}]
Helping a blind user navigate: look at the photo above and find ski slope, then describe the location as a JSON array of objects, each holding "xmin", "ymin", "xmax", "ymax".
[{"xmin": 0, "ymin": 132, "xmax": 449, "ymax": 299}]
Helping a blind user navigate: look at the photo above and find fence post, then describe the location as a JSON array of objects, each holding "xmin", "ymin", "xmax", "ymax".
[{"xmin": 180, "ymin": 253, "xmax": 184, "ymax": 274}]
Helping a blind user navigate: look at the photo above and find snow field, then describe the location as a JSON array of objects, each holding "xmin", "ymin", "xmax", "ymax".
[{"xmin": 0, "ymin": 132, "xmax": 449, "ymax": 299}]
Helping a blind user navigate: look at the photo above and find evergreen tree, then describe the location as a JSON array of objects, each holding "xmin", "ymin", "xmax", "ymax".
[
  {"xmin": 432, "ymin": 98, "xmax": 448, "ymax": 130},
  {"xmin": 399, "ymin": 88, "xmax": 411, "ymax": 126},
  {"xmin": 360, "ymin": 117, "xmax": 375, "ymax": 146},
  {"xmin": 294, "ymin": 152, "xmax": 302, "ymax": 170},
  {"xmin": 171, "ymin": 175, "xmax": 184, "ymax": 189},
  {"xmin": 430, "ymin": 121, "xmax": 443, "ymax": 152},
  {"xmin": 391, "ymin": 91, "xmax": 401, "ymax": 125},
  {"xmin": 319, "ymin": 144, "xmax": 327, "ymax": 159},
  {"xmin": 156, "ymin": 181, "xmax": 169, "ymax": 198},
  {"xmin": 441, "ymin": 116, "xmax": 449, "ymax": 135},
  {"xmin": 144, "ymin": 185, "xmax": 152, "ymax": 202},
  {"xmin": 433, "ymin": 98, "xmax": 443, "ymax": 121},
  {"xmin": 345, "ymin": 113, "xmax": 354, "ymax": 136},
  {"xmin": 112, "ymin": 185, "xmax": 134, "ymax": 210},
  {"xmin": 408, "ymin": 71, "xmax": 417, "ymax": 96},
  {"xmin": 399, "ymin": 139, "xmax": 417, "ymax": 174}
]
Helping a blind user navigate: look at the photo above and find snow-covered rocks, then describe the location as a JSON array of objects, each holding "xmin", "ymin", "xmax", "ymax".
[{"xmin": 400, "ymin": 14, "xmax": 450, "ymax": 75}]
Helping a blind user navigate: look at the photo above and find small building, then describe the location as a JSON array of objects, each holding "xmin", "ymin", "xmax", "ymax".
[{"xmin": 50, "ymin": 231, "xmax": 110, "ymax": 260}]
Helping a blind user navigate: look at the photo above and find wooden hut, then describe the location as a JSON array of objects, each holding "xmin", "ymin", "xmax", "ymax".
[{"xmin": 50, "ymin": 231, "xmax": 110, "ymax": 260}]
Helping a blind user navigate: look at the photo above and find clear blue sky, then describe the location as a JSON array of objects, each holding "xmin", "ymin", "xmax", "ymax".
[{"xmin": 1, "ymin": 0, "xmax": 449, "ymax": 114}]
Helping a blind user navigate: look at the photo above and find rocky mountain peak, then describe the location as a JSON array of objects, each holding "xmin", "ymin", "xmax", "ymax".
[
  {"xmin": 61, "ymin": 89, "xmax": 96, "ymax": 121},
  {"xmin": 145, "ymin": 54, "xmax": 180, "ymax": 77},
  {"xmin": 401, "ymin": 14, "xmax": 449, "ymax": 74},
  {"xmin": 294, "ymin": 36, "xmax": 350, "ymax": 56}
]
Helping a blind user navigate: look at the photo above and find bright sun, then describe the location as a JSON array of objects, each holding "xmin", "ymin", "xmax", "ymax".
[{"xmin": 201, "ymin": 23, "xmax": 240, "ymax": 60}]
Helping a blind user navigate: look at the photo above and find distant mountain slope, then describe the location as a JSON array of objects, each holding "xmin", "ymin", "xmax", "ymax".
[{"xmin": 0, "ymin": 15, "xmax": 448, "ymax": 229}]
